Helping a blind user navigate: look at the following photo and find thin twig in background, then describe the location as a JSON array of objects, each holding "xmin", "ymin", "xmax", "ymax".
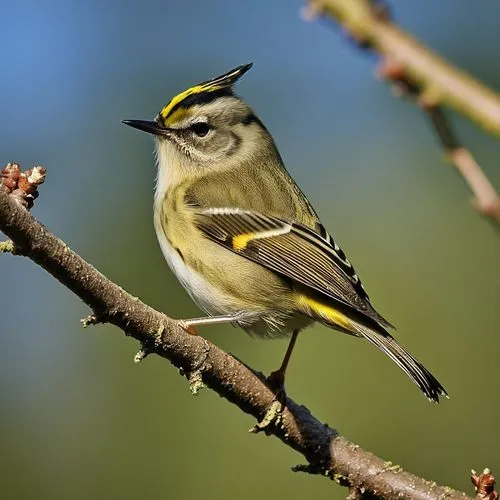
[
  {"xmin": 305, "ymin": 0, "xmax": 500, "ymax": 222},
  {"xmin": 0, "ymin": 165, "xmax": 478, "ymax": 499},
  {"xmin": 430, "ymin": 112, "xmax": 500, "ymax": 219}
]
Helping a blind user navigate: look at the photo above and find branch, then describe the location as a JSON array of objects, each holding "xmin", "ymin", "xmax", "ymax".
[
  {"xmin": 0, "ymin": 171, "xmax": 476, "ymax": 499},
  {"xmin": 305, "ymin": 0, "xmax": 500, "ymax": 221},
  {"xmin": 425, "ymin": 106, "xmax": 500, "ymax": 221},
  {"xmin": 306, "ymin": 0, "xmax": 500, "ymax": 135}
]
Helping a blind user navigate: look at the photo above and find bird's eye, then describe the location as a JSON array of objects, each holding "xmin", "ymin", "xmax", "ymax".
[{"xmin": 191, "ymin": 122, "xmax": 210, "ymax": 137}]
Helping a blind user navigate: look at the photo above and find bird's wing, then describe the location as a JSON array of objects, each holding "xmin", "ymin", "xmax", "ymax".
[
  {"xmin": 194, "ymin": 207, "xmax": 450, "ymax": 403},
  {"xmin": 194, "ymin": 207, "xmax": 392, "ymax": 328}
]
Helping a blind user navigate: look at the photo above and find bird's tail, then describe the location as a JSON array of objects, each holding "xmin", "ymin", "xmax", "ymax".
[{"xmin": 350, "ymin": 321, "xmax": 448, "ymax": 403}]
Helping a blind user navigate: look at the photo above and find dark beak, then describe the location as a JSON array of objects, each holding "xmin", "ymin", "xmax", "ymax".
[{"xmin": 122, "ymin": 119, "xmax": 170, "ymax": 136}]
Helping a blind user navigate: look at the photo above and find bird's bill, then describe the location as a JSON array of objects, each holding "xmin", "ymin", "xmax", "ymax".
[{"xmin": 122, "ymin": 119, "xmax": 170, "ymax": 136}]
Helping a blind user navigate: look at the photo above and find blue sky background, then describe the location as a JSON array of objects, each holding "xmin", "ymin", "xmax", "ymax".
[{"xmin": 1, "ymin": 1, "xmax": 499, "ymax": 499}]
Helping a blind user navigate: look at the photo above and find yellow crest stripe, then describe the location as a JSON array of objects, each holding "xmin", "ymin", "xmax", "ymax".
[
  {"xmin": 163, "ymin": 107, "xmax": 191, "ymax": 127},
  {"xmin": 159, "ymin": 64, "xmax": 253, "ymax": 124},
  {"xmin": 160, "ymin": 83, "xmax": 223, "ymax": 121}
]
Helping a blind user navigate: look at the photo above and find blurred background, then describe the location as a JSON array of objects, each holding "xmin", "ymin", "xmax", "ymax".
[{"xmin": 1, "ymin": 0, "xmax": 499, "ymax": 498}]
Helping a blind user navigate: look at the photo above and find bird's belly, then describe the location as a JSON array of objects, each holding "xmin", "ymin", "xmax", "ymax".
[
  {"xmin": 156, "ymin": 230, "xmax": 312, "ymax": 337},
  {"xmin": 157, "ymin": 232, "xmax": 238, "ymax": 316}
]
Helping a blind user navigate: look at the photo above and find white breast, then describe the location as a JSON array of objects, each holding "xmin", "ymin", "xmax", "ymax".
[
  {"xmin": 154, "ymin": 221, "xmax": 225, "ymax": 315},
  {"xmin": 153, "ymin": 142, "xmax": 238, "ymax": 316}
]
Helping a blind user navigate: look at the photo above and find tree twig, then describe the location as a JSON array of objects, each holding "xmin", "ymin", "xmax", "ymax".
[
  {"xmin": 0, "ymin": 172, "xmax": 474, "ymax": 499},
  {"xmin": 306, "ymin": 0, "xmax": 500, "ymax": 135},
  {"xmin": 305, "ymin": 0, "xmax": 500, "ymax": 221},
  {"xmin": 424, "ymin": 106, "xmax": 499, "ymax": 221}
]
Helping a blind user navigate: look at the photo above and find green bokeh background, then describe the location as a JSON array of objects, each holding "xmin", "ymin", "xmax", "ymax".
[{"xmin": 1, "ymin": 1, "xmax": 499, "ymax": 499}]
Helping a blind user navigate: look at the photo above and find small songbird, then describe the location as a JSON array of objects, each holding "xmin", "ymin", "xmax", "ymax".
[{"xmin": 123, "ymin": 63, "xmax": 447, "ymax": 402}]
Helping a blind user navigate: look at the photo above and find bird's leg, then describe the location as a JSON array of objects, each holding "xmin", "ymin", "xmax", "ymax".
[
  {"xmin": 267, "ymin": 329, "xmax": 299, "ymax": 402},
  {"xmin": 179, "ymin": 313, "xmax": 246, "ymax": 335},
  {"xmin": 251, "ymin": 330, "xmax": 300, "ymax": 433}
]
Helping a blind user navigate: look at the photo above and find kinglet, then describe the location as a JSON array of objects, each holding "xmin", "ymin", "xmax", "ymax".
[{"xmin": 123, "ymin": 63, "xmax": 447, "ymax": 402}]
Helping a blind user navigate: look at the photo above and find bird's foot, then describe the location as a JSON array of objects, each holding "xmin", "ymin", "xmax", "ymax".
[
  {"xmin": 250, "ymin": 370, "xmax": 287, "ymax": 434},
  {"xmin": 178, "ymin": 320, "xmax": 199, "ymax": 336},
  {"xmin": 266, "ymin": 369, "xmax": 287, "ymax": 403}
]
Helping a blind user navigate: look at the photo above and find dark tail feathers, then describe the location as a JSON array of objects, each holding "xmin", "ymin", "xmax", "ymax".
[{"xmin": 351, "ymin": 321, "xmax": 448, "ymax": 403}]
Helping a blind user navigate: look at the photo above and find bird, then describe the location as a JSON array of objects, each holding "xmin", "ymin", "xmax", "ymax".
[{"xmin": 123, "ymin": 63, "xmax": 447, "ymax": 402}]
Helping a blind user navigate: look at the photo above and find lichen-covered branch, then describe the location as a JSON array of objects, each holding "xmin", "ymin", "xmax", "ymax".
[
  {"xmin": 0, "ymin": 239, "xmax": 14, "ymax": 253},
  {"xmin": 305, "ymin": 0, "xmax": 500, "ymax": 221},
  {"xmin": 0, "ymin": 172, "xmax": 474, "ymax": 500}
]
